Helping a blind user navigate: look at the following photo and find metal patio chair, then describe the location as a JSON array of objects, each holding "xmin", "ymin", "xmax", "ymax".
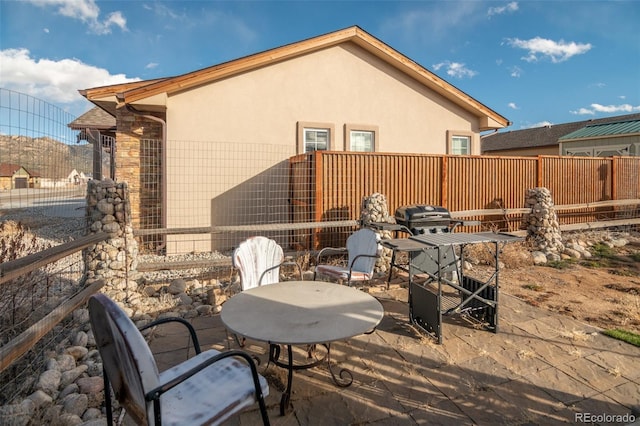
[
  {"xmin": 88, "ymin": 293, "xmax": 270, "ymax": 426},
  {"xmin": 233, "ymin": 236, "xmax": 302, "ymax": 291},
  {"xmin": 231, "ymin": 236, "xmax": 302, "ymax": 348},
  {"xmin": 314, "ymin": 228, "xmax": 381, "ymax": 286}
]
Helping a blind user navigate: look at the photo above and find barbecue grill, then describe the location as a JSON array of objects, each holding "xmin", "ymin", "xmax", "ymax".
[{"xmin": 394, "ymin": 205, "xmax": 457, "ymax": 235}]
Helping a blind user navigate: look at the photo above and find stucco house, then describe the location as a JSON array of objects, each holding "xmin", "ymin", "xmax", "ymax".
[
  {"xmin": 76, "ymin": 26, "xmax": 509, "ymax": 252},
  {"xmin": 481, "ymin": 113, "xmax": 640, "ymax": 156}
]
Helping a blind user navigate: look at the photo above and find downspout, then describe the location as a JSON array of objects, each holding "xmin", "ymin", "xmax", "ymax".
[{"xmin": 125, "ymin": 104, "xmax": 168, "ymax": 236}]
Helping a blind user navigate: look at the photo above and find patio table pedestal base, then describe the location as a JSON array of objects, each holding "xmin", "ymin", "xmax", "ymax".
[{"xmin": 269, "ymin": 343, "xmax": 353, "ymax": 415}]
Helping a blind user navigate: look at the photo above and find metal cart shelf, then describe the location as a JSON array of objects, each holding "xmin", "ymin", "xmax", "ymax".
[{"xmin": 382, "ymin": 232, "xmax": 522, "ymax": 344}]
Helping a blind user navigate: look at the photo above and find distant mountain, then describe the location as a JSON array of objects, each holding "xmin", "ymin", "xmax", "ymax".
[{"xmin": 0, "ymin": 135, "xmax": 93, "ymax": 179}]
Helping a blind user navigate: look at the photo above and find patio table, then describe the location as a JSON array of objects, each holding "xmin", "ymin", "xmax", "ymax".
[{"xmin": 220, "ymin": 280, "xmax": 384, "ymax": 415}]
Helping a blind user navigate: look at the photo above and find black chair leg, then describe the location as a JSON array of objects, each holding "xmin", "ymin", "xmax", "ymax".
[{"xmin": 103, "ymin": 368, "xmax": 113, "ymax": 425}]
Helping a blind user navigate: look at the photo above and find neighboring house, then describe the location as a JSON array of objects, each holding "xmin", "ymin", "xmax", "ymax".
[
  {"xmin": 77, "ymin": 26, "xmax": 509, "ymax": 252},
  {"xmin": 66, "ymin": 169, "xmax": 89, "ymax": 185},
  {"xmin": 558, "ymin": 118, "xmax": 640, "ymax": 157},
  {"xmin": 481, "ymin": 113, "xmax": 640, "ymax": 156},
  {"xmin": 40, "ymin": 169, "xmax": 87, "ymax": 188},
  {"xmin": 68, "ymin": 106, "xmax": 117, "ymax": 180},
  {"xmin": 0, "ymin": 163, "xmax": 38, "ymax": 190}
]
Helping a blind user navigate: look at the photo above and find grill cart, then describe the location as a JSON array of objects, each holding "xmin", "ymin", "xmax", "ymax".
[{"xmin": 377, "ymin": 205, "xmax": 521, "ymax": 343}]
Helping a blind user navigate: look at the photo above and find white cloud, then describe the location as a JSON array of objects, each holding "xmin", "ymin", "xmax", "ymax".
[
  {"xmin": 488, "ymin": 2, "xmax": 519, "ymax": 17},
  {"xmin": 508, "ymin": 102, "xmax": 519, "ymax": 110},
  {"xmin": 570, "ymin": 103, "xmax": 640, "ymax": 115},
  {"xmin": 506, "ymin": 37, "xmax": 592, "ymax": 63},
  {"xmin": 26, "ymin": 0, "xmax": 127, "ymax": 34},
  {"xmin": 571, "ymin": 108, "xmax": 596, "ymax": 115},
  {"xmin": 145, "ymin": 62, "xmax": 159, "ymax": 69},
  {"xmin": 0, "ymin": 48, "xmax": 140, "ymax": 105},
  {"xmin": 591, "ymin": 103, "xmax": 640, "ymax": 113},
  {"xmin": 433, "ymin": 61, "xmax": 478, "ymax": 78},
  {"xmin": 509, "ymin": 66, "xmax": 523, "ymax": 78},
  {"xmin": 526, "ymin": 121, "xmax": 553, "ymax": 129}
]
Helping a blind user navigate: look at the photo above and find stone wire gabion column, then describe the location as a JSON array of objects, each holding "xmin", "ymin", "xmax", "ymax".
[
  {"xmin": 360, "ymin": 192, "xmax": 394, "ymax": 273},
  {"xmin": 84, "ymin": 179, "xmax": 140, "ymax": 303},
  {"xmin": 522, "ymin": 187, "xmax": 564, "ymax": 263}
]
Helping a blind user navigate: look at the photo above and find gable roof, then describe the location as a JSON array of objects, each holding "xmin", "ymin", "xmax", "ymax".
[
  {"xmin": 68, "ymin": 106, "xmax": 116, "ymax": 130},
  {"xmin": 482, "ymin": 113, "xmax": 640, "ymax": 152},
  {"xmin": 0, "ymin": 163, "xmax": 29, "ymax": 177},
  {"xmin": 80, "ymin": 26, "xmax": 509, "ymax": 131},
  {"xmin": 558, "ymin": 119, "xmax": 640, "ymax": 141}
]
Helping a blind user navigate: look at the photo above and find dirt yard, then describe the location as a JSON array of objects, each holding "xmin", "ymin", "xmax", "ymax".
[{"xmin": 470, "ymin": 236, "xmax": 640, "ymax": 335}]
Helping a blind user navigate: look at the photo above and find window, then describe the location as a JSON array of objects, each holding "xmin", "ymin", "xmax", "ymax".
[
  {"xmin": 345, "ymin": 124, "xmax": 378, "ymax": 152},
  {"xmin": 447, "ymin": 131, "xmax": 474, "ymax": 155},
  {"xmin": 297, "ymin": 122, "xmax": 334, "ymax": 154},
  {"xmin": 304, "ymin": 128, "xmax": 329, "ymax": 152},
  {"xmin": 350, "ymin": 130, "xmax": 374, "ymax": 152},
  {"xmin": 451, "ymin": 136, "xmax": 470, "ymax": 155}
]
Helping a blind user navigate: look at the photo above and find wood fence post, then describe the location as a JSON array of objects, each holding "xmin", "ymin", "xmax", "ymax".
[
  {"xmin": 441, "ymin": 155, "xmax": 448, "ymax": 209},
  {"xmin": 612, "ymin": 156, "xmax": 618, "ymax": 201},
  {"xmin": 313, "ymin": 152, "xmax": 324, "ymax": 249},
  {"xmin": 537, "ymin": 155, "xmax": 543, "ymax": 188}
]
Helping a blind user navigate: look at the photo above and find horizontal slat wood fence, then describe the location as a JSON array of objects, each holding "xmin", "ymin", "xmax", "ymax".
[
  {"xmin": 0, "ymin": 233, "xmax": 109, "ymax": 373},
  {"xmin": 290, "ymin": 152, "xmax": 640, "ymax": 248}
]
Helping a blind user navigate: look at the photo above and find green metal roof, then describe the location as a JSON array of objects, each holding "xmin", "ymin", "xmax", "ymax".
[{"xmin": 558, "ymin": 119, "xmax": 640, "ymax": 140}]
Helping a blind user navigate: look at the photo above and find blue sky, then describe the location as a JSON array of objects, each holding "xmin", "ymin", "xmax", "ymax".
[{"xmin": 1, "ymin": 0, "xmax": 639, "ymax": 131}]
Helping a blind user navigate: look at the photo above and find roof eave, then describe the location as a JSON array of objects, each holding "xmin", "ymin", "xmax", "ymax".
[{"xmin": 115, "ymin": 26, "xmax": 508, "ymax": 127}]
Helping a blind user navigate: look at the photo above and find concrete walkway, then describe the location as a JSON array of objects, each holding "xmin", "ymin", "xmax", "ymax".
[{"xmin": 148, "ymin": 286, "xmax": 639, "ymax": 425}]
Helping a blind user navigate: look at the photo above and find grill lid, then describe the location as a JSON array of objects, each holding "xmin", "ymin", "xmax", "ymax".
[
  {"xmin": 395, "ymin": 205, "xmax": 451, "ymax": 221},
  {"xmin": 394, "ymin": 205, "xmax": 452, "ymax": 231}
]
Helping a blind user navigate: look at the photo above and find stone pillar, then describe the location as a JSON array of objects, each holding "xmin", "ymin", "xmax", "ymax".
[
  {"xmin": 360, "ymin": 193, "xmax": 394, "ymax": 273},
  {"xmin": 114, "ymin": 108, "xmax": 163, "ymax": 233},
  {"xmin": 85, "ymin": 179, "xmax": 140, "ymax": 302},
  {"xmin": 522, "ymin": 187, "xmax": 564, "ymax": 262}
]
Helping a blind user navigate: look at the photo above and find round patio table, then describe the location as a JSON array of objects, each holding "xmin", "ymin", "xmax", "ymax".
[{"xmin": 221, "ymin": 280, "xmax": 384, "ymax": 415}]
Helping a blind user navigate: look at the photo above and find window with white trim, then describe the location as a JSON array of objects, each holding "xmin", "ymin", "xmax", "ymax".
[
  {"xmin": 350, "ymin": 130, "xmax": 374, "ymax": 152},
  {"xmin": 451, "ymin": 135, "xmax": 470, "ymax": 154},
  {"xmin": 297, "ymin": 122, "xmax": 334, "ymax": 154},
  {"xmin": 447, "ymin": 131, "xmax": 474, "ymax": 155},
  {"xmin": 304, "ymin": 128, "xmax": 329, "ymax": 152},
  {"xmin": 345, "ymin": 124, "xmax": 378, "ymax": 152}
]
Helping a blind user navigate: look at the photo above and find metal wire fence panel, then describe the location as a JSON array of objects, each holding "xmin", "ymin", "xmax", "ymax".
[
  {"xmin": 0, "ymin": 89, "xmax": 97, "ymax": 403},
  {"xmin": 160, "ymin": 139, "xmax": 301, "ymax": 254},
  {"xmin": 615, "ymin": 157, "xmax": 640, "ymax": 200},
  {"xmin": 0, "ymin": 88, "xmax": 93, "ymax": 228},
  {"xmin": 0, "ymin": 240, "xmax": 86, "ymax": 404}
]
